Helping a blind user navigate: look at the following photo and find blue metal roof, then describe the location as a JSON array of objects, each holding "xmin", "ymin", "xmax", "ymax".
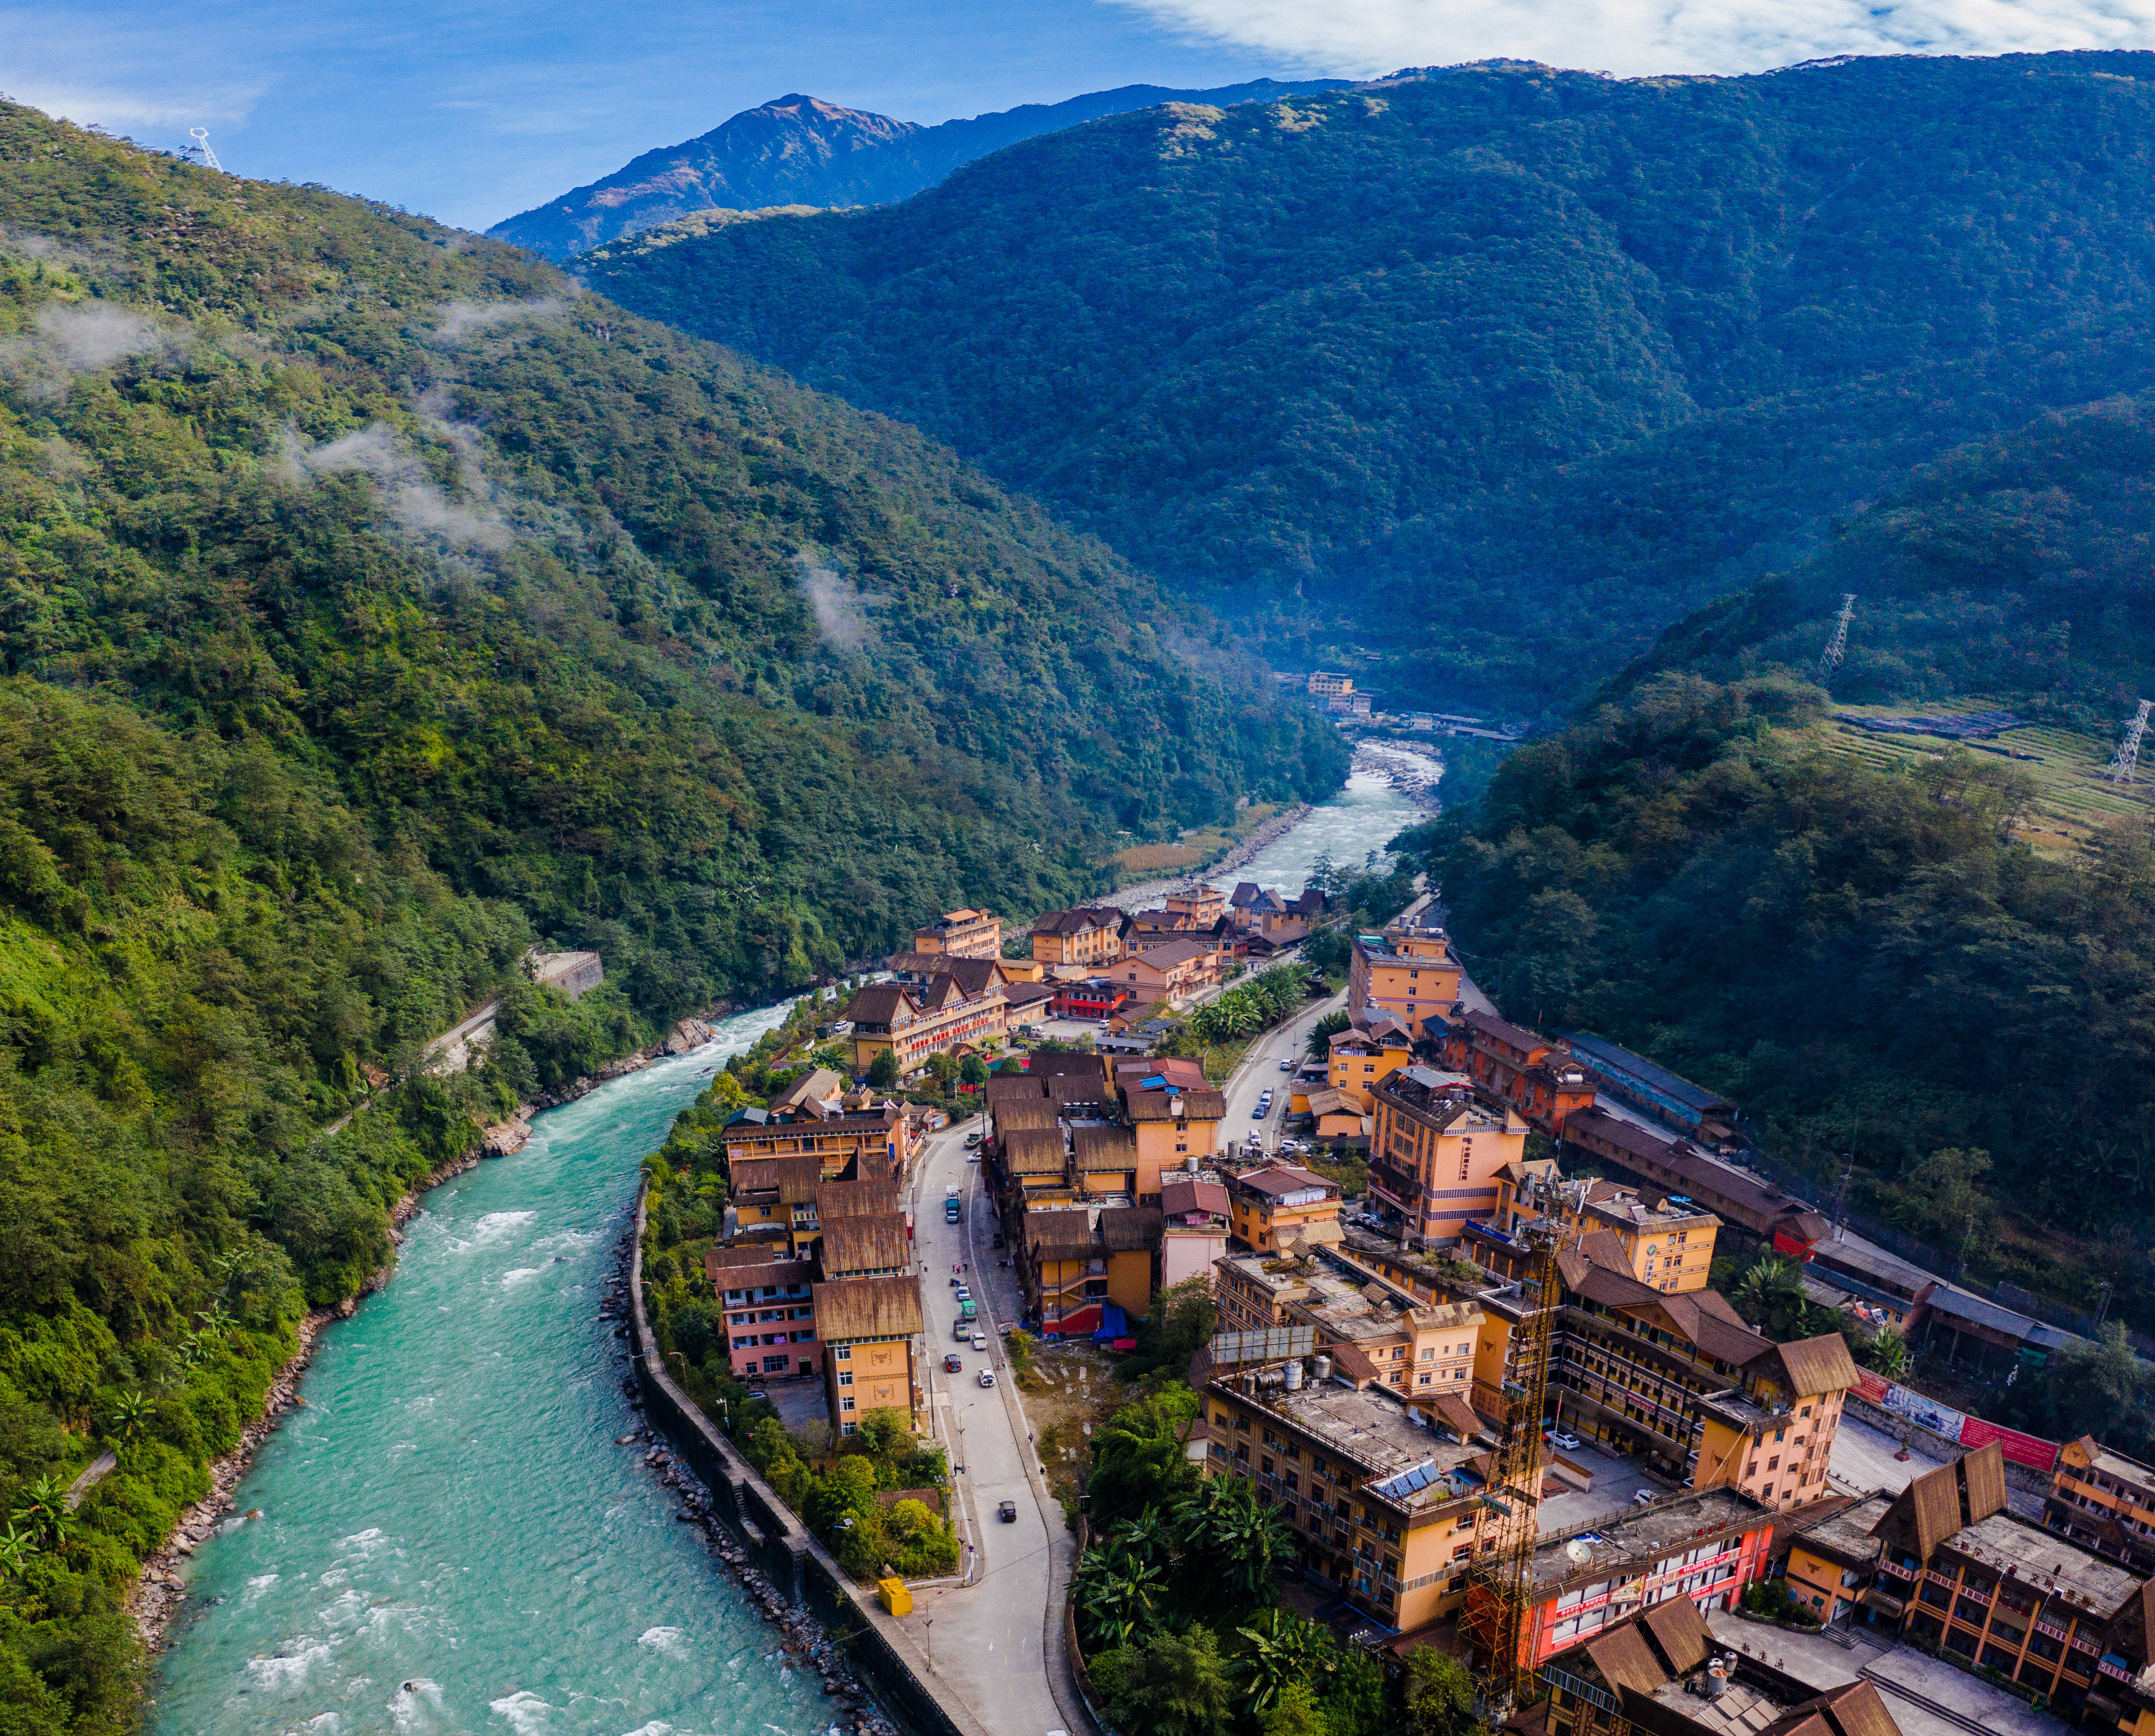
[{"xmin": 1561, "ymin": 1033, "xmax": 1728, "ymax": 1113}]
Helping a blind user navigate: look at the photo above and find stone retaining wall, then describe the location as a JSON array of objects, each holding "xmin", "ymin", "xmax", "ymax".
[{"xmin": 629, "ymin": 1184, "xmax": 991, "ymax": 1736}]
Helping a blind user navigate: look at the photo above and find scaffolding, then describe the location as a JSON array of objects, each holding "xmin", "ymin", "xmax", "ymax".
[{"xmin": 1460, "ymin": 1220, "xmax": 1560, "ymax": 1714}]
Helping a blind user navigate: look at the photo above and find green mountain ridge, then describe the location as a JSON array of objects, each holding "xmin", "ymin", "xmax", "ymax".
[
  {"xmin": 1421, "ymin": 395, "xmax": 2155, "ymax": 1391},
  {"xmin": 0, "ymin": 100, "xmax": 1340, "ymax": 1730},
  {"xmin": 583, "ymin": 51, "xmax": 2155, "ymax": 715}
]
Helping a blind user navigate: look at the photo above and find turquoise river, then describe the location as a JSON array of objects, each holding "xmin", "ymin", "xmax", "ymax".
[{"xmin": 148, "ymin": 777, "xmax": 1425, "ymax": 1736}]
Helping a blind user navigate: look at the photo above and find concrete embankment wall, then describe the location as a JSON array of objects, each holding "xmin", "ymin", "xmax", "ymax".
[{"xmin": 628, "ymin": 1186, "xmax": 990, "ymax": 1736}]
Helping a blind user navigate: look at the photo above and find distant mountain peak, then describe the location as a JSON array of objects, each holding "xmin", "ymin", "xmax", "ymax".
[{"xmin": 489, "ymin": 75, "xmax": 1350, "ymax": 260}]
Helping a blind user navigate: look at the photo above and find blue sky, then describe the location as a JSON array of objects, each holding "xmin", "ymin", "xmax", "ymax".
[
  {"xmin": 9, "ymin": 0, "xmax": 2155, "ymax": 233},
  {"xmin": 0, "ymin": 0, "xmax": 1318, "ymax": 232}
]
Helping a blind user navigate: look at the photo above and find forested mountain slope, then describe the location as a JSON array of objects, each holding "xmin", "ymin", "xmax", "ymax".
[
  {"xmin": 0, "ymin": 101, "xmax": 1339, "ymax": 1730},
  {"xmin": 586, "ymin": 53, "xmax": 2155, "ymax": 715},
  {"xmin": 488, "ymin": 79, "xmax": 1348, "ymax": 261},
  {"xmin": 1424, "ymin": 398, "xmax": 2155, "ymax": 1346}
]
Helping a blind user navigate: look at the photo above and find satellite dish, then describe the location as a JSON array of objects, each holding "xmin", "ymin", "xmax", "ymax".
[{"xmin": 1566, "ymin": 1539, "xmax": 1594, "ymax": 1565}]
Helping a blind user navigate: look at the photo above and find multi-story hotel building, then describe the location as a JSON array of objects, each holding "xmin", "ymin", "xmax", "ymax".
[
  {"xmin": 1201, "ymin": 1355, "xmax": 1538, "ymax": 1633},
  {"xmin": 816, "ymin": 1275, "xmax": 924, "ymax": 1436},
  {"xmin": 842, "ymin": 974, "xmax": 1007, "ymax": 1074},
  {"xmin": 1029, "ymin": 907, "xmax": 1126, "ymax": 968},
  {"xmin": 1347, "ymin": 896, "xmax": 1461, "ymax": 1039},
  {"xmin": 2047, "ymin": 1435, "xmax": 2155, "ymax": 1578},
  {"xmin": 910, "ymin": 907, "xmax": 1002, "ymax": 958},
  {"xmin": 1367, "ymin": 1067, "xmax": 1530, "ymax": 1244}
]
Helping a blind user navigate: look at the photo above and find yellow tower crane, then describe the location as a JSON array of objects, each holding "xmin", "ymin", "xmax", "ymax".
[{"xmin": 1460, "ymin": 1219, "xmax": 1562, "ymax": 1718}]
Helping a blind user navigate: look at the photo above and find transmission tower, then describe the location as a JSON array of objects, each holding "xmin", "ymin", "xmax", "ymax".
[
  {"xmin": 1462, "ymin": 1220, "xmax": 1561, "ymax": 1716},
  {"xmin": 2107, "ymin": 699, "xmax": 2153, "ymax": 785},
  {"xmin": 1817, "ymin": 593, "xmax": 1856, "ymax": 682},
  {"xmin": 187, "ymin": 128, "xmax": 223, "ymax": 171}
]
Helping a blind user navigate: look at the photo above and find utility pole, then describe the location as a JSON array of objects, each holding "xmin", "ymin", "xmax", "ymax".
[
  {"xmin": 1818, "ymin": 594, "xmax": 1856, "ymax": 683},
  {"xmin": 2107, "ymin": 699, "xmax": 2152, "ymax": 785},
  {"xmin": 187, "ymin": 128, "xmax": 223, "ymax": 171}
]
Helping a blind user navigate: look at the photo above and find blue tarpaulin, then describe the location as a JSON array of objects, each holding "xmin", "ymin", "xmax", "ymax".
[{"xmin": 1091, "ymin": 1304, "xmax": 1129, "ymax": 1346}]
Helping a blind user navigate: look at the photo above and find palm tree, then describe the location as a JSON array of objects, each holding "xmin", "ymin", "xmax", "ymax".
[
  {"xmin": 1860, "ymin": 1326, "xmax": 1909, "ymax": 1380},
  {"xmin": 1173, "ymin": 1478, "xmax": 1295, "ymax": 1606},
  {"xmin": 1107, "ymin": 1507, "xmax": 1178, "ymax": 1574},
  {"xmin": 1734, "ymin": 1257, "xmax": 1809, "ymax": 1340},
  {"xmin": 0, "ymin": 1522, "xmax": 37, "ymax": 1577},
  {"xmin": 1071, "ymin": 1547, "xmax": 1168, "ymax": 1650},
  {"xmin": 14, "ymin": 1475, "xmax": 75, "ymax": 1551},
  {"xmin": 1231, "ymin": 1608, "xmax": 1334, "ymax": 1717},
  {"xmin": 104, "ymin": 1390, "xmax": 153, "ymax": 1448}
]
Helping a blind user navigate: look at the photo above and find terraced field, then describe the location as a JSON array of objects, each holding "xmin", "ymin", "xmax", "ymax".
[{"xmin": 1812, "ymin": 699, "xmax": 2155, "ymax": 852}]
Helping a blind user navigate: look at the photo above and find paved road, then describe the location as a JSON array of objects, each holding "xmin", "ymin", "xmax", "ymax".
[
  {"xmin": 1215, "ymin": 984, "xmax": 1349, "ymax": 1160},
  {"xmin": 900, "ymin": 1115, "xmax": 1077, "ymax": 1736}
]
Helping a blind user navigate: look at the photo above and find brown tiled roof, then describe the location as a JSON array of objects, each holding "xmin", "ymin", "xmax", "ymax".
[
  {"xmin": 1640, "ymin": 1594, "xmax": 1710, "ymax": 1675},
  {"xmin": 1329, "ymin": 1340, "xmax": 1381, "ymax": 1385},
  {"xmin": 707, "ymin": 1254, "xmax": 818, "ymax": 1293},
  {"xmin": 1072, "ymin": 1124, "xmax": 1137, "ymax": 1170},
  {"xmin": 927, "ymin": 956, "xmax": 1004, "ymax": 998},
  {"xmin": 1424, "ymin": 1391, "xmax": 1485, "ymax": 1441},
  {"xmin": 1813, "ymin": 1681, "xmax": 1901, "ymax": 1736},
  {"xmin": 1001, "ymin": 1129, "xmax": 1068, "ymax": 1176},
  {"xmin": 1031, "ymin": 1051, "xmax": 1109, "ymax": 1079},
  {"xmin": 844, "ymin": 983, "xmax": 913, "ymax": 1025},
  {"xmin": 993, "ymin": 1099, "xmax": 1060, "ymax": 1134},
  {"xmin": 1046, "ymin": 1073, "xmax": 1108, "ymax": 1105},
  {"xmin": 818, "ymin": 1214, "xmax": 912, "ymax": 1276},
  {"xmin": 1558, "ymin": 1233, "xmax": 1771, "ymax": 1367},
  {"xmin": 986, "ymin": 1075, "xmax": 1049, "ymax": 1105},
  {"xmin": 1771, "ymin": 1333, "xmax": 1861, "ymax": 1398},
  {"xmin": 1123, "ymin": 1088, "xmax": 1227, "ymax": 1122},
  {"xmin": 1464, "ymin": 1007, "xmax": 1548, "ymax": 1054},
  {"xmin": 1025, "ymin": 1207, "xmax": 1099, "ymax": 1261},
  {"xmin": 771, "ymin": 1066, "xmax": 844, "ymax": 1111},
  {"xmin": 1306, "ymin": 1087, "xmax": 1362, "ymax": 1119},
  {"xmin": 1033, "ymin": 907, "xmax": 1123, "ymax": 937},
  {"xmin": 1580, "ymin": 1622, "xmax": 1668, "ymax": 1696},
  {"xmin": 1160, "ymin": 1177, "xmax": 1230, "ymax": 1219},
  {"xmin": 1101, "ymin": 1206, "xmax": 1163, "ymax": 1252},
  {"xmin": 728, "ymin": 1154, "xmax": 823, "ymax": 1202},
  {"xmin": 812, "ymin": 1275, "xmax": 923, "ymax": 1340},
  {"xmin": 1233, "ymin": 1164, "xmax": 1336, "ymax": 1199},
  {"xmin": 1133, "ymin": 938, "xmax": 1214, "ymax": 971},
  {"xmin": 815, "ymin": 1178, "xmax": 901, "ymax": 1219},
  {"xmin": 1004, "ymin": 982, "xmax": 1057, "ymax": 1008}
]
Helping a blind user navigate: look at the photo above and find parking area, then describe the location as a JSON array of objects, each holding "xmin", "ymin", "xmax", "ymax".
[{"xmin": 1536, "ymin": 1437, "xmax": 1666, "ymax": 1537}]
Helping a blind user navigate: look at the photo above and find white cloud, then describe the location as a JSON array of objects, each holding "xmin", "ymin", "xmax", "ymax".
[
  {"xmin": 1101, "ymin": 0, "xmax": 2155, "ymax": 78},
  {"xmin": 795, "ymin": 552, "xmax": 886, "ymax": 652},
  {"xmin": 431, "ymin": 295, "xmax": 577, "ymax": 343},
  {"xmin": 279, "ymin": 423, "xmax": 511, "ymax": 552},
  {"xmin": 0, "ymin": 301, "xmax": 172, "ymax": 396}
]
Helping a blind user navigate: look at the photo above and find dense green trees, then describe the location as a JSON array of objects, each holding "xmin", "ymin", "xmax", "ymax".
[
  {"xmin": 1425, "ymin": 671, "xmax": 2155, "ymax": 1340},
  {"xmin": 588, "ymin": 53, "xmax": 2155, "ymax": 713},
  {"xmin": 0, "ymin": 100, "xmax": 1345, "ymax": 1729}
]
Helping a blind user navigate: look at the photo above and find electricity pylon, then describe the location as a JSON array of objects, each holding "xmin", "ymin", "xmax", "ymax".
[
  {"xmin": 1817, "ymin": 594, "xmax": 1855, "ymax": 682},
  {"xmin": 2108, "ymin": 699, "xmax": 2152, "ymax": 785},
  {"xmin": 188, "ymin": 128, "xmax": 223, "ymax": 171}
]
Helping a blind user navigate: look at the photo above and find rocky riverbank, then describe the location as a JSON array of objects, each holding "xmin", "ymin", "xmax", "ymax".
[
  {"xmin": 1108, "ymin": 800, "xmax": 1313, "ymax": 908},
  {"xmin": 605, "ymin": 1228, "xmax": 901, "ymax": 1736}
]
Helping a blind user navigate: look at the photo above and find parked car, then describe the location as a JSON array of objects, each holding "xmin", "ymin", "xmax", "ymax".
[
  {"xmin": 1633, "ymin": 1489, "xmax": 1658, "ymax": 1507},
  {"xmin": 997, "ymin": 1499, "xmax": 1018, "ymax": 1523},
  {"xmin": 955, "ymin": 1286, "xmax": 971, "ymax": 1304},
  {"xmin": 965, "ymin": 1133, "xmax": 982, "ymax": 1147},
  {"xmin": 1546, "ymin": 1430, "xmax": 1581, "ymax": 1451},
  {"xmin": 1278, "ymin": 1058, "xmax": 1293, "ymax": 1071},
  {"xmin": 978, "ymin": 1370, "xmax": 996, "ymax": 1388},
  {"xmin": 971, "ymin": 1333, "xmax": 989, "ymax": 1352},
  {"xmin": 944, "ymin": 1353, "xmax": 964, "ymax": 1373}
]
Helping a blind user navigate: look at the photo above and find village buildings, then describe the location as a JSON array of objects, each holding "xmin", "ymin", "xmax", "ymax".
[
  {"xmin": 1030, "ymin": 907, "xmax": 1126, "ymax": 968},
  {"xmin": 2049, "ymin": 1436, "xmax": 2155, "ymax": 1579},
  {"xmin": 1201, "ymin": 1352, "xmax": 1540, "ymax": 1632},
  {"xmin": 1226, "ymin": 1163, "xmax": 1345, "ymax": 1255},
  {"xmin": 1347, "ymin": 896, "xmax": 1462, "ymax": 1039},
  {"xmin": 1366, "ymin": 1065, "xmax": 1532, "ymax": 1245},
  {"xmin": 910, "ymin": 907, "xmax": 1002, "ymax": 959},
  {"xmin": 841, "ymin": 974, "xmax": 1008, "ymax": 1074},
  {"xmin": 817, "ymin": 1275, "xmax": 927, "ymax": 1435}
]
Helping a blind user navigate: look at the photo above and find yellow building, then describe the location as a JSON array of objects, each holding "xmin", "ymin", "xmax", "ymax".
[
  {"xmin": 1328, "ymin": 1018, "xmax": 1416, "ymax": 1111},
  {"xmin": 1465, "ymin": 1232, "xmax": 1858, "ymax": 1508},
  {"xmin": 1165, "ymin": 883, "xmax": 1226, "ymax": 924},
  {"xmin": 1117, "ymin": 937, "xmax": 1220, "ymax": 1006},
  {"xmin": 842, "ymin": 975, "xmax": 1008, "ymax": 1073},
  {"xmin": 723, "ymin": 1100, "xmax": 912, "ymax": 1187},
  {"xmin": 1122, "ymin": 1086, "xmax": 1225, "ymax": 1200},
  {"xmin": 1548, "ymin": 1179, "xmax": 1720, "ymax": 1294},
  {"xmin": 1202, "ymin": 1356, "xmax": 1534, "ymax": 1632},
  {"xmin": 1347, "ymin": 897, "xmax": 1461, "ymax": 1039},
  {"xmin": 1367, "ymin": 1070, "xmax": 1528, "ymax": 1243},
  {"xmin": 1021, "ymin": 1203, "xmax": 1160, "ymax": 1336},
  {"xmin": 817, "ymin": 1276, "xmax": 924, "ymax": 1436},
  {"xmin": 1782, "ymin": 1491, "xmax": 1890, "ymax": 1626},
  {"xmin": 1029, "ymin": 907, "xmax": 1125, "ymax": 968},
  {"xmin": 911, "ymin": 908, "xmax": 1002, "ymax": 958},
  {"xmin": 2047, "ymin": 1435, "xmax": 2155, "ymax": 1580},
  {"xmin": 1306, "ymin": 671, "xmax": 1356, "ymax": 697},
  {"xmin": 1227, "ymin": 1164, "xmax": 1344, "ymax": 1254}
]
